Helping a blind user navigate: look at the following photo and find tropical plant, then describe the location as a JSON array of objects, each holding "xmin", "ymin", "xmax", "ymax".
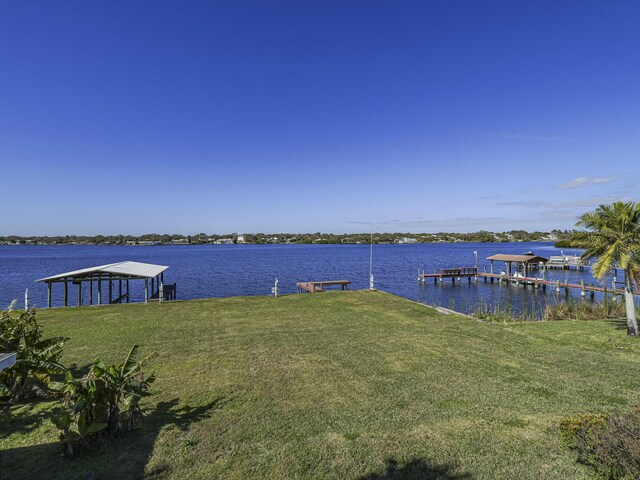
[
  {"xmin": 576, "ymin": 201, "xmax": 640, "ymax": 336},
  {"xmin": 49, "ymin": 345, "xmax": 156, "ymax": 457},
  {"xmin": 0, "ymin": 307, "xmax": 67, "ymax": 403}
]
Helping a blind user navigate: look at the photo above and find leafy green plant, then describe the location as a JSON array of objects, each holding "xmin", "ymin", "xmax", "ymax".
[
  {"xmin": 0, "ymin": 307, "xmax": 67, "ymax": 403},
  {"xmin": 49, "ymin": 345, "xmax": 156, "ymax": 457},
  {"xmin": 560, "ymin": 408, "xmax": 640, "ymax": 479}
]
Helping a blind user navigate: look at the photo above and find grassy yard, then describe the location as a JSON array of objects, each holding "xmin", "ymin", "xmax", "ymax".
[{"xmin": 2, "ymin": 291, "xmax": 639, "ymax": 479}]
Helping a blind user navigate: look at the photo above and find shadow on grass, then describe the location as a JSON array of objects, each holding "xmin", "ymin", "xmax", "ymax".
[
  {"xmin": 602, "ymin": 318, "xmax": 632, "ymax": 332},
  {"xmin": 0, "ymin": 400, "xmax": 58, "ymax": 439},
  {"xmin": 358, "ymin": 458, "xmax": 472, "ymax": 480},
  {"xmin": 1, "ymin": 397, "xmax": 225, "ymax": 480}
]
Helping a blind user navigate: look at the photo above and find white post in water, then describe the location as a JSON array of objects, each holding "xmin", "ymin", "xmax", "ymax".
[
  {"xmin": 159, "ymin": 282, "xmax": 164, "ymax": 303},
  {"xmin": 369, "ymin": 231, "xmax": 374, "ymax": 290},
  {"xmin": 474, "ymin": 250, "xmax": 478, "ymax": 269},
  {"xmin": 272, "ymin": 277, "xmax": 279, "ymax": 297},
  {"xmin": 24, "ymin": 288, "xmax": 30, "ymax": 310}
]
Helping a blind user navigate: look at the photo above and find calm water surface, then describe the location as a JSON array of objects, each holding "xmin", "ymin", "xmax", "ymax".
[{"xmin": 0, "ymin": 242, "xmax": 625, "ymax": 314}]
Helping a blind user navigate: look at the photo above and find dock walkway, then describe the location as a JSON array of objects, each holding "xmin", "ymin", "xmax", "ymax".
[
  {"xmin": 297, "ymin": 280, "xmax": 351, "ymax": 293},
  {"xmin": 419, "ymin": 268, "xmax": 639, "ymax": 298}
]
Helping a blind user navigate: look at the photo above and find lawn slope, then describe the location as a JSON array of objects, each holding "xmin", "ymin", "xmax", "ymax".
[{"xmin": 2, "ymin": 291, "xmax": 638, "ymax": 479}]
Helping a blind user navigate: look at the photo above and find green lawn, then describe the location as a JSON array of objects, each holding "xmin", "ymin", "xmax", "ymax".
[{"xmin": 2, "ymin": 291, "xmax": 639, "ymax": 479}]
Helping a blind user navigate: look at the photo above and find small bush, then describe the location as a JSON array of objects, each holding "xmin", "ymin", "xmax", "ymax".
[
  {"xmin": 472, "ymin": 301, "xmax": 537, "ymax": 323},
  {"xmin": 0, "ymin": 307, "xmax": 67, "ymax": 403},
  {"xmin": 49, "ymin": 345, "xmax": 156, "ymax": 457},
  {"xmin": 544, "ymin": 299, "xmax": 627, "ymax": 322},
  {"xmin": 559, "ymin": 408, "xmax": 640, "ymax": 479}
]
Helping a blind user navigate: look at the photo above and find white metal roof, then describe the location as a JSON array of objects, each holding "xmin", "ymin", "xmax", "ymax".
[{"xmin": 36, "ymin": 261, "xmax": 169, "ymax": 282}]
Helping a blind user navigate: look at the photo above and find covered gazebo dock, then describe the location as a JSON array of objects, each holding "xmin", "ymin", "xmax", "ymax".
[
  {"xmin": 487, "ymin": 253, "xmax": 548, "ymax": 277},
  {"xmin": 36, "ymin": 261, "xmax": 175, "ymax": 308}
]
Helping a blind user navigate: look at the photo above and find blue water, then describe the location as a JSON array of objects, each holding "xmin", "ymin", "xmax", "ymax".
[{"xmin": 0, "ymin": 242, "xmax": 622, "ymax": 314}]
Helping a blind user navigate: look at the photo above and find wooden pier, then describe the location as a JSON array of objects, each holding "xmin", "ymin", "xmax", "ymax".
[
  {"xmin": 418, "ymin": 268, "xmax": 640, "ymax": 298},
  {"xmin": 297, "ymin": 280, "xmax": 351, "ymax": 293}
]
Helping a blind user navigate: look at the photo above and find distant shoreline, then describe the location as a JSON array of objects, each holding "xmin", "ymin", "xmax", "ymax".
[{"xmin": 0, "ymin": 231, "xmax": 573, "ymax": 247}]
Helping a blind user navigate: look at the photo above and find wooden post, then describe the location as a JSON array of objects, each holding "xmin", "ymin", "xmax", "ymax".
[
  {"xmin": 126, "ymin": 280, "xmax": 130, "ymax": 302},
  {"xmin": 98, "ymin": 275, "xmax": 102, "ymax": 304},
  {"xmin": 90, "ymin": 279, "xmax": 93, "ymax": 305},
  {"xmin": 63, "ymin": 280, "xmax": 68, "ymax": 307},
  {"xmin": 151, "ymin": 277, "xmax": 155, "ymax": 296},
  {"xmin": 145, "ymin": 279, "xmax": 149, "ymax": 303},
  {"xmin": 108, "ymin": 275, "xmax": 113, "ymax": 304},
  {"xmin": 490, "ymin": 260, "xmax": 494, "ymax": 274},
  {"xmin": 119, "ymin": 280, "xmax": 122, "ymax": 300},
  {"xmin": 47, "ymin": 282, "xmax": 52, "ymax": 308},
  {"xmin": 580, "ymin": 280, "xmax": 585, "ymax": 297},
  {"xmin": 77, "ymin": 282, "xmax": 82, "ymax": 306}
]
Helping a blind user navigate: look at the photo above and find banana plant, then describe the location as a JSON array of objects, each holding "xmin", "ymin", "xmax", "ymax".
[
  {"xmin": 49, "ymin": 345, "xmax": 156, "ymax": 456},
  {"xmin": 0, "ymin": 308, "xmax": 67, "ymax": 402}
]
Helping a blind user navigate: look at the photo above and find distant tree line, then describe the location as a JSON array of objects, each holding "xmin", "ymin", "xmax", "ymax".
[{"xmin": 0, "ymin": 230, "xmax": 577, "ymax": 245}]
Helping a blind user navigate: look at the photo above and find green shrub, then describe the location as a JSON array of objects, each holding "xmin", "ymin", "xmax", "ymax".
[
  {"xmin": 544, "ymin": 299, "xmax": 628, "ymax": 322},
  {"xmin": 0, "ymin": 307, "xmax": 67, "ymax": 403},
  {"xmin": 560, "ymin": 409, "xmax": 640, "ymax": 479},
  {"xmin": 49, "ymin": 345, "xmax": 156, "ymax": 457}
]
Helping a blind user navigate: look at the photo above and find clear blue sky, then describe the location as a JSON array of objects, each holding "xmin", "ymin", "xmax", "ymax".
[{"xmin": 1, "ymin": 1, "xmax": 638, "ymax": 235}]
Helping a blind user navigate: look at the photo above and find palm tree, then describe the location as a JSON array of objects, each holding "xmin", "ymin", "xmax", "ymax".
[{"xmin": 576, "ymin": 201, "xmax": 640, "ymax": 336}]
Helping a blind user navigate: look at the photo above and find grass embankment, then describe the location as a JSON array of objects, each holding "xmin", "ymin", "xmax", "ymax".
[{"xmin": 2, "ymin": 291, "xmax": 638, "ymax": 479}]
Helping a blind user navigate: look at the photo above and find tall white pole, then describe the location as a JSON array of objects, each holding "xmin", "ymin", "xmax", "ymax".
[
  {"xmin": 369, "ymin": 231, "xmax": 374, "ymax": 290},
  {"xmin": 25, "ymin": 288, "xmax": 30, "ymax": 310}
]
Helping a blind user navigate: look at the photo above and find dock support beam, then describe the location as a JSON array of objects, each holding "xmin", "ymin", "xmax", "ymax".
[
  {"xmin": 126, "ymin": 280, "xmax": 130, "ymax": 302},
  {"xmin": 47, "ymin": 282, "xmax": 52, "ymax": 308},
  {"xmin": 98, "ymin": 275, "xmax": 102, "ymax": 305},
  {"xmin": 144, "ymin": 279, "xmax": 149, "ymax": 303},
  {"xmin": 77, "ymin": 282, "xmax": 82, "ymax": 306},
  {"xmin": 63, "ymin": 280, "xmax": 68, "ymax": 307}
]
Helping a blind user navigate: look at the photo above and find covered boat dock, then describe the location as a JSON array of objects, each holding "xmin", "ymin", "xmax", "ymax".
[
  {"xmin": 36, "ymin": 261, "xmax": 175, "ymax": 307},
  {"xmin": 486, "ymin": 253, "xmax": 548, "ymax": 277}
]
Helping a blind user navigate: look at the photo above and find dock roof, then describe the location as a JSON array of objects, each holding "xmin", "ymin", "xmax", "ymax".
[
  {"xmin": 487, "ymin": 254, "xmax": 548, "ymax": 263},
  {"xmin": 36, "ymin": 261, "xmax": 169, "ymax": 282}
]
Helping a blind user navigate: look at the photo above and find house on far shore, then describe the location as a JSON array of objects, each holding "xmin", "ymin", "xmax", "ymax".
[
  {"xmin": 396, "ymin": 237, "xmax": 418, "ymax": 244},
  {"xmin": 236, "ymin": 235, "xmax": 246, "ymax": 244},
  {"xmin": 215, "ymin": 238, "xmax": 234, "ymax": 245}
]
